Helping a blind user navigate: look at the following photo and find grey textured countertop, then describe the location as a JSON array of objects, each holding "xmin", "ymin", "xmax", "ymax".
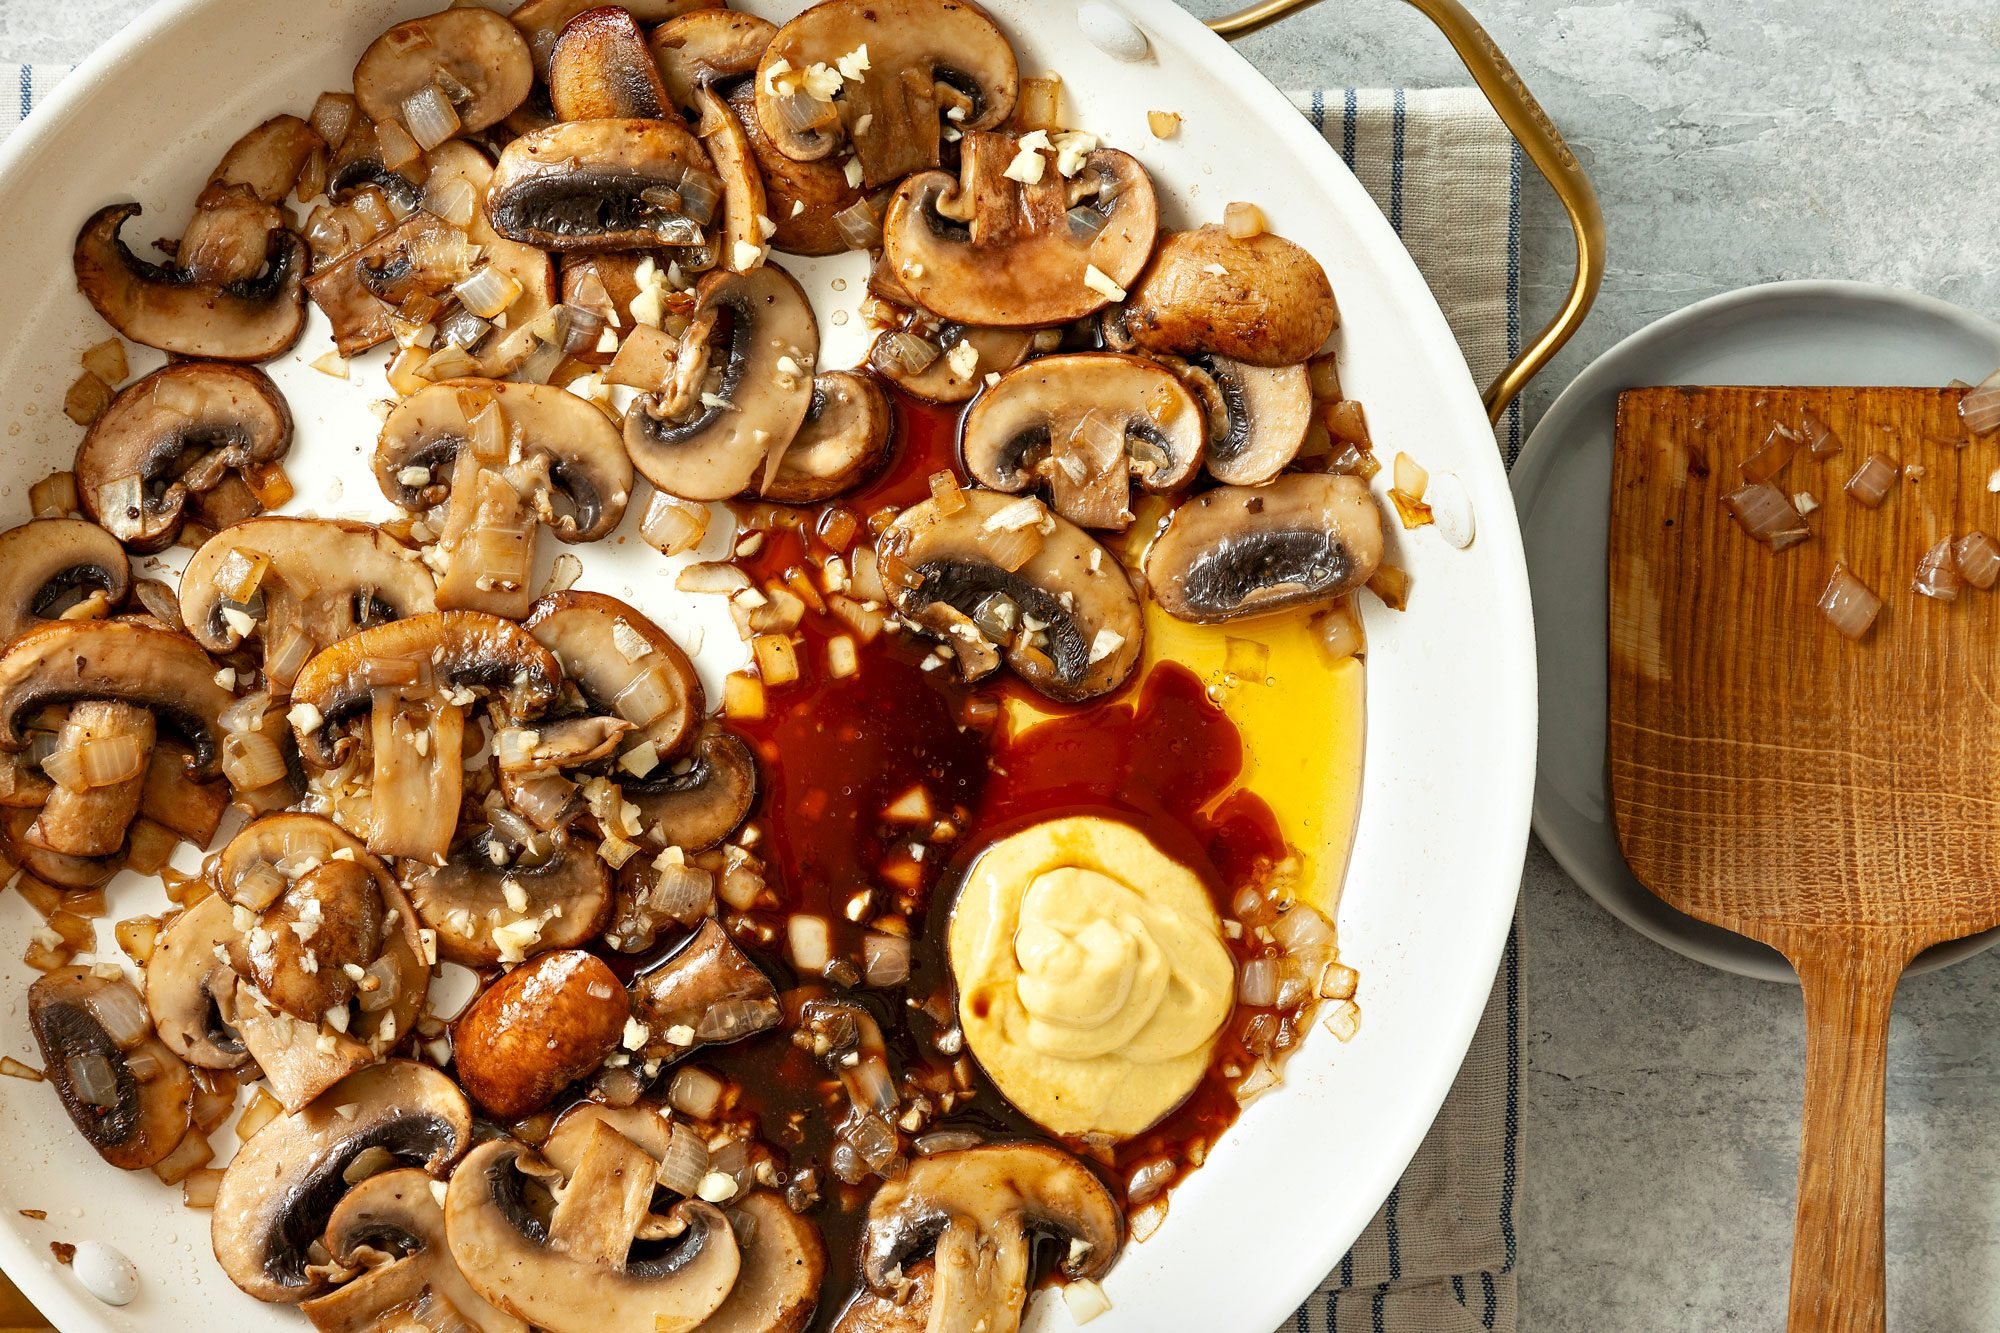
[{"xmin": 13, "ymin": 1, "xmax": 2000, "ymax": 1329}]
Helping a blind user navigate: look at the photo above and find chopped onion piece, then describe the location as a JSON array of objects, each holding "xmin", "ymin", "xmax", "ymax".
[
  {"xmin": 454, "ymin": 265, "xmax": 523, "ymax": 320},
  {"xmin": 309, "ymin": 93, "xmax": 356, "ymax": 153},
  {"xmin": 67, "ymin": 1053, "xmax": 119, "ymax": 1108},
  {"xmin": 1959, "ymin": 367, "xmax": 2000, "ymax": 436},
  {"xmin": 423, "ymin": 175, "xmax": 477, "ymax": 228},
  {"xmin": 1740, "ymin": 423, "xmax": 1800, "ymax": 484},
  {"xmin": 667, "ymin": 1065, "xmax": 725, "ymax": 1120},
  {"xmin": 928, "ymin": 470, "xmax": 967, "ymax": 515},
  {"xmin": 221, "ymin": 731, "xmax": 288, "ymax": 791},
  {"xmin": 788, "ymin": 914, "xmax": 831, "ymax": 972},
  {"xmin": 1913, "ymin": 537, "xmax": 1960, "ymax": 602},
  {"xmin": 1844, "ymin": 452, "xmax": 1899, "ymax": 508},
  {"xmin": 1799, "ymin": 409, "xmax": 1840, "ymax": 458},
  {"xmin": 1955, "ymin": 531, "xmax": 2000, "ymax": 589},
  {"xmin": 1817, "ymin": 563, "xmax": 1881, "ymax": 640},
  {"xmin": 1238, "ymin": 957, "xmax": 1279, "ymax": 1007},
  {"xmin": 657, "ymin": 1122, "xmax": 710, "ymax": 1196},
  {"xmin": 861, "ymin": 931, "xmax": 911, "ymax": 987},
  {"xmin": 1066, "ymin": 206, "xmax": 1109, "ymax": 247},
  {"xmin": 401, "ymin": 84, "xmax": 461, "ymax": 152},
  {"xmin": 882, "ymin": 330, "xmax": 939, "ymax": 374},
  {"xmin": 640, "ymin": 492, "xmax": 710, "ymax": 556},
  {"xmin": 1222, "ymin": 201, "xmax": 1266, "ymax": 239},
  {"xmin": 1722, "ymin": 480, "xmax": 1810, "ymax": 550}
]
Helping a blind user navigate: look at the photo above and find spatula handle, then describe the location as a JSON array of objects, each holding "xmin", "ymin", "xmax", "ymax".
[{"xmin": 1780, "ymin": 931, "xmax": 1914, "ymax": 1333}]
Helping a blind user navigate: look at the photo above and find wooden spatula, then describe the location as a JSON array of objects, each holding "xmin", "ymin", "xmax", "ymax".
[{"xmin": 1608, "ymin": 384, "xmax": 2000, "ymax": 1332}]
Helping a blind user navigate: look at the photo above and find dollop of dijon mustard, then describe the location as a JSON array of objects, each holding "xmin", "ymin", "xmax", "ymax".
[{"xmin": 949, "ymin": 816, "xmax": 1234, "ymax": 1140}]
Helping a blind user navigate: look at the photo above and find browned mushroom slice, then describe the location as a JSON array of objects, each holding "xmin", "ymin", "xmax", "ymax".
[
  {"xmin": 524, "ymin": 591, "xmax": 703, "ymax": 760},
  {"xmin": 288, "ymin": 613, "xmax": 562, "ymax": 862},
  {"xmin": 445, "ymin": 1132, "xmax": 741, "ymax": 1330},
  {"xmin": 653, "ymin": 11, "xmax": 777, "ymax": 114},
  {"xmin": 879, "ymin": 491, "xmax": 1142, "ymax": 703},
  {"xmin": 487, "ymin": 118, "xmax": 718, "ymax": 252},
  {"xmin": 1123, "ymin": 225, "xmax": 1340, "ymax": 367},
  {"xmin": 305, "ymin": 210, "xmax": 479, "ymax": 357},
  {"xmin": 627, "ymin": 723, "xmax": 758, "ymax": 852},
  {"xmin": 402, "ymin": 833, "xmax": 613, "ymax": 967},
  {"xmin": 511, "ymin": 0, "xmax": 722, "ymax": 79},
  {"xmin": 629, "ymin": 918, "xmax": 781, "ymax": 1059},
  {"xmin": 698, "ymin": 1192, "xmax": 826, "ymax": 1333},
  {"xmin": 145, "ymin": 893, "xmax": 251, "ymax": 1072},
  {"xmin": 764, "ymin": 370, "xmax": 893, "ymax": 502},
  {"xmin": 858, "ymin": 1145, "xmax": 1121, "ymax": 1333},
  {"xmin": 624, "ymin": 264, "xmax": 819, "ymax": 501},
  {"xmin": 300, "ymin": 1167, "xmax": 527, "ymax": 1333},
  {"xmin": 353, "ymin": 7, "xmax": 534, "ymax": 137},
  {"xmin": 755, "ymin": 0, "xmax": 1018, "ymax": 188},
  {"xmin": 694, "ymin": 84, "xmax": 771, "ymax": 275},
  {"xmin": 1166, "ymin": 354, "xmax": 1315, "ymax": 485},
  {"xmin": 212, "ymin": 1061, "xmax": 472, "ymax": 1304},
  {"xmin": 28, "ymin": 700, "xmax": 154, "ymax": 858},
  {"xmin": 724, "ymin": 80, "xmax": 862, "ymax": 257},
  {"xmin": 73, "ymin": 203, "xmax": 308, "ymax": 362},
  {"xmin": 0, "ymin": 519, "xmax": 129, "ymax": 645},
  {"xmin": 0, "ymin": 619, "xmax": 237, "ymax": 777},
  {"xmin": 961, "ymin": 353, "xmax": 1203, "ymax": 530},
  {"xmin": 868, "ymin": 322, "xmax": 1036, "ymax": 404},
  {"xmin": 1145, "ymin": 473, "xmax": 1386, "ymax": 623},
  {"xmin": 177, "ymin": 188, "xmax": 293, "ymax": 288},
  {"xmin": 2, "ymin": 807, "xmax": 117, "ymax": 889},
  {"xmin": 881, "ymin": 133, "xmax": 1157, "ymax": 328},
  {"xmin": 225, "ymin": 858, "xmax": 387, "ymax": 1023},
  {"xmin": 207, "ymin": 114, "xmax": 325, "ymax": 205},
  {"xmin": 75, "ymin": 361, "xmax": 291, "ymax": 554},
  {"xmin": 549, "ymin": 6, "xmax": 672, "ymax": 120},
  {"xmin": 422, "ymin": 143, "xmax": 559, "ymax": 376},
  {"xmin": 29, "ymin": 967, "xmax": 193, "ymax": 1171},
  {"xmin": 834, "ymin": 1266, "xmax": 934, "ymax": 1333}
]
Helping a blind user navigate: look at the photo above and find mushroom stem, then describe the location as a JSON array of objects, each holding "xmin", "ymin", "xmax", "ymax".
[
  {"xmin": 30, "ymin": 700, "xmax": 155, "ymax": 857},
  {"xmin": 367, "ymin": 691, "xmax": 466, "ymax": 864},
  {"xmin": 433, "ymin": 453, "xmax": 541, "ymax": 620},
  {"xmin": 547, "ymin": 1121, "xmax": 657, "ymax": 1265},
  {"xmin": 930, "ymin": 1216, "xmax": 1032, "ymax": 1333}
]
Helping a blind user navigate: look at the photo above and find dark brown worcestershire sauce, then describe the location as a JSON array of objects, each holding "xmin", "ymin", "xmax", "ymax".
[{"xmin": 644, "ymin": 389, "xmax": 1294, "ymax": 1329}]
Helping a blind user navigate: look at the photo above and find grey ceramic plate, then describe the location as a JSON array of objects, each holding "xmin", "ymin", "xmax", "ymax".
[{"xmin": 1512, "ymin": 280, "xmax": 2000, "ymax": 982}]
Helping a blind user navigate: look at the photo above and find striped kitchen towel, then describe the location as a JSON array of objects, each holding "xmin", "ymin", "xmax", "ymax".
[{"xmin": 0, "ymin": 66, "xmax": 1524, "ymax": 1333}]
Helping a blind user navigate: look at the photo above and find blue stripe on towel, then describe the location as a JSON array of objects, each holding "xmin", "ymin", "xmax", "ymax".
[
  {"xmin": 1504, "ymin": 140, "xmax": 1525, "ymax": 465},
  {"xmin": 1312, "ymin": 88, "xmax": 1326, "ymax": 134},
  {"xmin": 1388, "ymin": 88, "xmax": 1406, "ymax": 235},
  {"xmin": 1371, "ymin": 1287, "xmax": 1387, "ymax": 1333},
  {"xmin": 1342, "ymin": 87, "xmax": 1357, "ymax": 168},
  {"xmin": 17, "ymin": 66, "xmax": 28, "ymax": 122},
  {"xmin": 1384, "ymin": 1183, "xmax": 1402, "ymax": 1282}
]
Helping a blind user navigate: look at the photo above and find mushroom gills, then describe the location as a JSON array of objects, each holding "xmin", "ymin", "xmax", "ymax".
[
  {"xmin": 487, "ymin": 119, "xmax": 720, "ymax": 252},
  {"xmin": 1145, "ymin": 473, "xmax": 1386, "ymax": 624},
  {"xmin": 0, "ymin": 518, "xmax": 131, "ymax": 644},
  {"xmin": 1171, "ymin": 355, "xmax": 1313, "ymax": 486},
  {"xmin": 29, "ymin": 967, "xmax": 193, "ymax": 1171}
]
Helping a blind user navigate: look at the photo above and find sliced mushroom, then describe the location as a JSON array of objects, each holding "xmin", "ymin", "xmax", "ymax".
[
  {"xmin": 0, "ymin": 519, "xmax": 129, "ymax": 645},
  {"xmin": 32, "ymin": 534, "xmax": 133, "ymax": 622},
  {"xmin": 1145, "ymin": 473, "xmax": 1385, "ymax": 623},
  {"xmin": 765, "ymin": 371, "xmax": 893, "ymax": 503},
  {"xmin": 73, "ymin": 203, "xmax": 308, "ymax": 362},
  {"xmin": 207, "ymin": 114, "xmax": 325, "ymax": 205},
  {"xmin": 216, "ymin": 979, "xmax": 377, "ymax": 1116},
  {"xmin": 212, "ymin": 1061, "xmax": 473, "ymax": 1304},
  {"xmin": 867, "ymin": 323, "xmax": 1036, "ymax": 404},
  {"xmin": 859, "ymin": 1144, "xmax": 1120, "ymax": 1333},
  {"xmin": 2, "ymin": 806, "xmax": 116, "ymax": 889},
  {"xmin": 880, "ymin": 134, "xmax": 1157, "ymax": 328},
  {"xmin": 1123, "ymin": 225, "xmax": 1340, "ymax": 367},
  {"xmin": 549, "ymin": 6, "xmax": 671, "ymax": 121},
  {"xmin": 1166, "ymin": 354, "xmax": 1314, "ymax": 485},
  {"xmin": 699, "ymin": 1192, "xmax": 825, "ymax": 1333},
  {"xmin": 626, "ymin": 722, "xmax": 758, "ymax": 852},
  {"xmin": 694, "ymin": 84, "xmax": 771, "ymax": 276},
  {"xmin": 726, "ymin": 80, "xmax": 861, "ymax": 256},
  {"xmin": 524, "ymin": 591, "xmax": 703, "ymax": 759},
  {"xmin": 300, "ymin": 1167, "xmax": 528, "ymax": 1333},
  {"xmin": 962, "ymin": 353, "xmax": 1203, "ymax": 529},
  {"xmin": 878, "ymin": 492, "xmax": 1142, "ymax": 702},
  {"xmin": 288, "ymin": 613, "xmax": 561, "ymax": 862},
  {"xmin": 629, "ymin": 919, "xmax": 781, "ymax": 1060},
  {"xmin": 833, "ymin": 1265, "xmax": 933, "ymax": 1333},
  {"xmin": 353, "ymin": 8, "xmax": 534, "ymax": 136},
  {"xmin": 511, "ymin": 0, "xmax": 722, "ymax": 79},
  {"xmin": 376, "ymin": 380, "xmax": 632, "ymax": 542},
  {"xmin": 451, "ymin": 949, "xmax": 629, "ymax": 1119},
  {"xmin": 755, "ymin": 0, "xmax": 1018, "ymax": 188},
  {"xmin": 651, "ymin": 11, "xmax": 774, "ymax": 114},
  {"xmin": 444, "ymin": 1132, "xmax": 740, "ymax": 1331},
  {"xmin": 538, "ymin": 1102, "xmax": 673, "ymax": 1173},
  {"xmin": 623, "ymin": 264, "xmax": 819, "ymax": 501},
  {"xmin": 424, "ymin": 142, "xmax": 559, "ymax": 375},
  {"xmin": 226, "ymin": 858, "xmax": 386, "ymax": 1022},
  {"xmin": 29, "ymin": 966, "xmax": 193, "ymax": 1171},
  {"xmin": 402, "ymin": 833, "xmax": 613, "ymax": 967},
  {"xmin": 77, "ymin": 361, "xmax": 292, "ymax": 553},
  {"xmin": 139, "ymin": 735, "xmax": 229, "ymax": 846},
  {"xmin": 180, "ymin": 518, "xmax": 437, "ymax": 694},
  {"xmin": 0, "ymin": 619, "xmax": 237, "ymax": 776},
  {"xmin": 304, "ymin": 210, "xmax": 471, "ymax": 357},
  {"xmin": 146, "ymin": 892, "xmax": 251, "ymax": 1071},
  {"xmin": 487, "ymin": 118, "xmax": 718, "ymax": 252},
  {"xmin": 28, "ymin": 699, "xmax": 155, "ymax": 857}
]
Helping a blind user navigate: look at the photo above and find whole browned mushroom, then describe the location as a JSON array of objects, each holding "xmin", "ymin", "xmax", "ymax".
[
  {"xmin": 450, "ymin": 948, "xmax": 629, "ymax": 1119},
  {"xmin": 1122, "ymin": 225, "xmax": 1340, "ymax": 367}
]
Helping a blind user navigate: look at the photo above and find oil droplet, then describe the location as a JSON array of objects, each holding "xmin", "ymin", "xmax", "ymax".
[
  {"xmin": 831, "ymin": 309, "xmax": 849, "ymax": 326},
  {"xmin": 830, "ymin": 277, "xmax": 847, "ymax": 292},
  {"xmin": 7, "ymin": 424, "xmax": 18, "ymax": 437}
]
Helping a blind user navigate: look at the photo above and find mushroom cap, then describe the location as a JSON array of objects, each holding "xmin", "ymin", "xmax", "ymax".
[
  {"xmin": 1167, "ymin": 355, "xmax": 1314, "ymax": 486},
  {"xmin": 212, "ymin": 1061, "xmax": 473, "ymax": 1304},
  {"xmin": 548, "ymin": 6, "xmax": 672, "ymax": 121},
  {"xmin": 0, "ymin": 806, "xmax": 118, "ymax": 890},
  {"xmin": 226, "ymin": 858, "xmax": 386, "ymax": 1022},
  {"xmin": 207, "ymin": 114, "xmax": 326, "ymax": 206},
  {"xmin": 622, "ymin": 264, "xmax": 820, "ymax": 502},
  {"xmin": 652, "ymin": 11, "xmax": 776, "ymax": 115},
  {"xmin": 353, "ymin": 7, "xmax": 534, "ymax": 135},
  {"xmin": 301, "ymin": 1166, "xmax": 529, "ymax": 1333},
  {"xmin": 628, "ymin": 917, "xmax": 781, "ymax": 1060},
  {"xmin": 73, "ymin": 203, "xmax": 308, "ymax": 362},
  {"xmin": 1122, "ymin": 225, "xmax": 1340, "ymax": 367},
  {"xmin": 510, "ymin": 0, "xmax": 722, "ymax": 79},
  {"xmin": 444, "ymin": 1135, "xmax": 742, "ymax": 1333},
  {"xmin": 868, "ymin": 324, "xmax": 1035, "ymax": 405},
  {"xmin": 0, "ymin": 619, "xmax": 238, "ymax": 776},
  {"xmin": 961, "ymin": 352, "xmax": 1204, "ymax": 527},
  {"xmin": 764, "ymin": 371, "xmax": 893, "ymax": 503},
  {"xmin": 721, "ymin": 81, "xmax": 862, "ymax": 258},
  {"xmin": 879, "ymin": 492, "xmax": 1143, "ymax": 703},
  {"xmin": 288, "ymin": 612, "xmax": 563, "ymax": 768},
  {"xmin": 377, "ymin": 380, "xmax": 633, "ymax": 542},
  {"xmin": 859, "ymin": 1143, "xmax": 1121, "ymax": 1290},
  {"xmin": 144, "ymin": 892, "xmax": 251, "ymax": 1071},
  {"xmin": 0, "ymin": 518, "xmax": 130, "ymax": 646},
  {"xmin": 626, "ymin": 721, "xmax": 758, "ymax": 852},
  {"xmin": 77, "ymin": 361, "xmax": 292, "ymax": 554},
  {"xmin": 402, "ymin": 833, "xmax": 613, "ymax": 967},
  {"xmin": 28, "ymin": 966, "xmax": 194, "ymax": 1171},
  {"xmin": 697, "ymin": 1192, "xmax": 826, "ymax": 1333},
  {"xmin": 451, "ymin": 949, "xmax": 629, "ymax": 1119},
  {"xmin": 754, "ymin": 0, "xmax": 1018, "ymax": 186},
  {"xmin": 880, "ymin": 138, "xmax": 1158, "ymax": 328},
  {"xmin": 524, "ymin": 591, "xmax": 703, "ymax": 759},
  {"xmin": 487, "ymin": 118, "xmax": 716, "ymax": 252},
  {"xmin": 179, "ymin": 517, "xmax": 437, "ymax": 678},
  {"xmin": 1144, "ymin": 472, "xmax": 1386, "ymax": 623}
]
